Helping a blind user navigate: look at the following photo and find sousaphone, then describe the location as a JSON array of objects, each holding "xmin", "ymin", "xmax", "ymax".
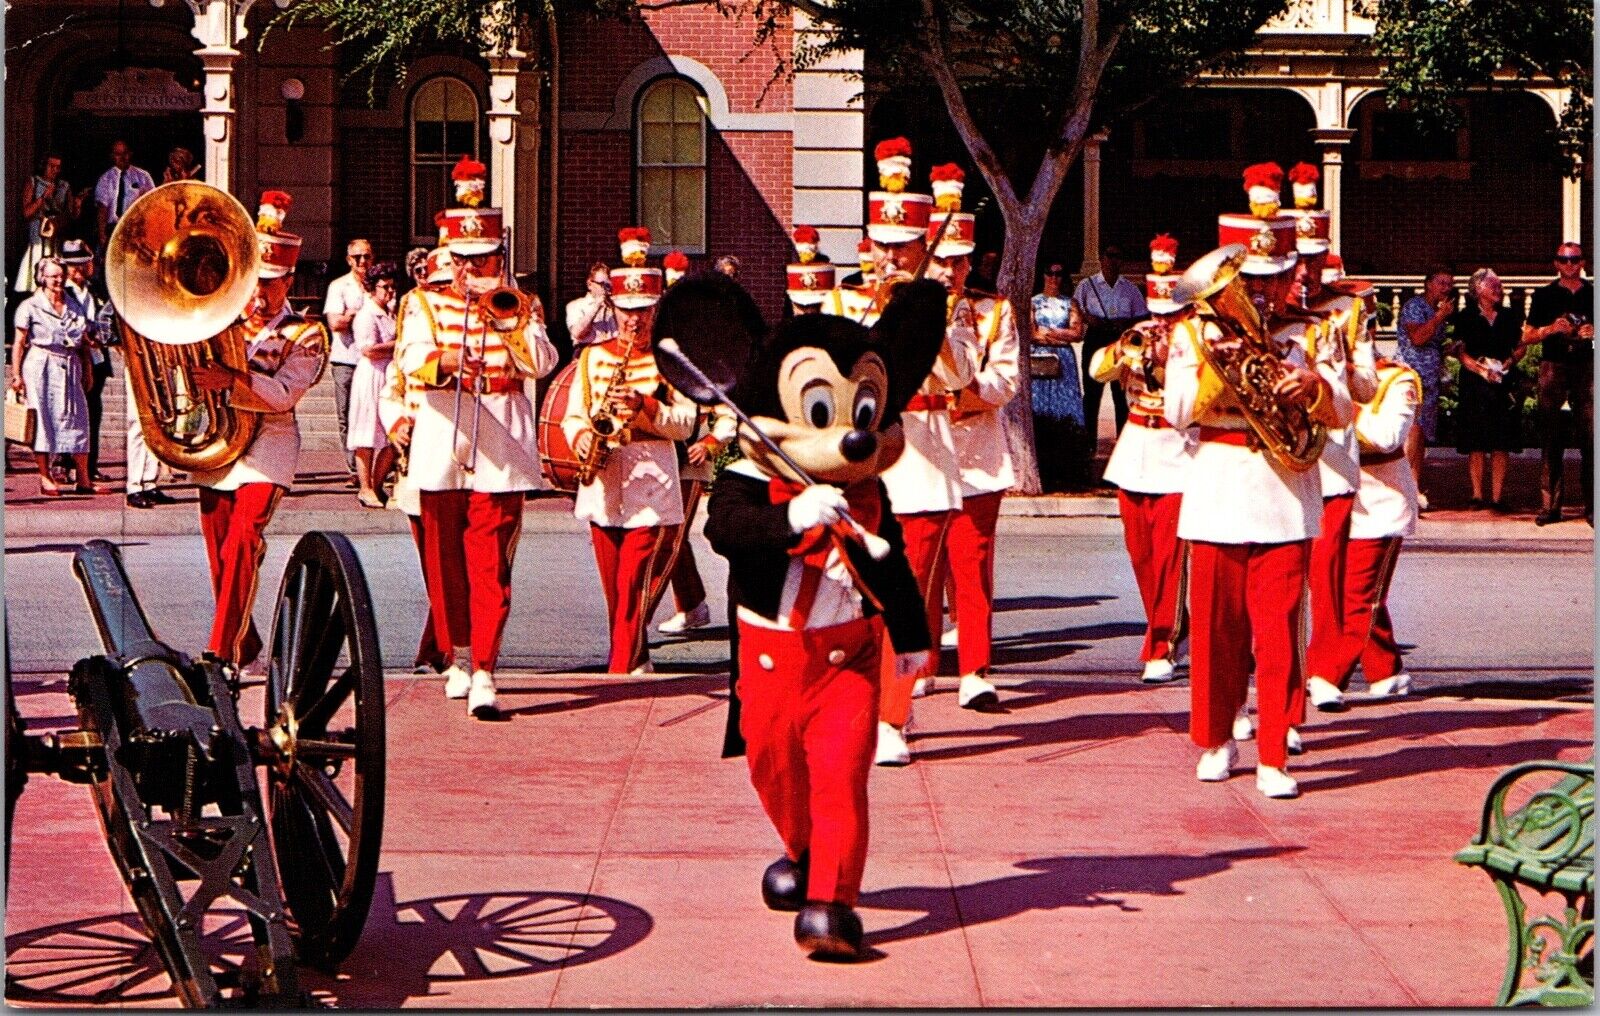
[{"xmin": 106, "ymin": 181, "xmax": 262, "ymax": 472}]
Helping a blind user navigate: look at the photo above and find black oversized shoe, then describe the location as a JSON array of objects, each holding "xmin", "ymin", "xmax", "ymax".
[
  {"xmin": 761, "ymin": 854, "xmax": 808, "ymax": 912},
  {"xmin": 794, "ymin": 902, "xmax": 864, "ymax": 960}
]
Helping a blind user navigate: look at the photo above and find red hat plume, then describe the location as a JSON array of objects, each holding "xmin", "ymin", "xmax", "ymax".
[
  {"xmin": 618, "ymin": 226, "xmax": 652, "ymax": 246},
  {"xmin": 1149, "ymin": 233, "xmax": 1179, "ymax": 256},
  {"xmin": 1242, "ymin": 162, "xmax": 1284, "ymax": 191},
  {"xmin": 929, "ymin": 163, "xmax": 964, "ymax": 183},
  {"xmin": 663, "ymin": 251, "xmax": 689, "ymax": 271},
  {"xmin": 792, "ymin": 224, "xmax": 820, "ymax": 245},
  {"xmin": 451, "ymin": 156, "xmax": 487, "ymax": 181},
  {"xmin": 1287, "ymin": 162, "xmax": 1320, "ymax": 185},
  {"xmin": 874, "ymin": 137, "xmax": 912, "ymax": 162}
]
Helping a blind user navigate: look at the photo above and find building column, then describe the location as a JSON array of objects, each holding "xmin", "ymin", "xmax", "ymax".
[
  {"xmin": 485, "ymin": 49, "xmax": 527, "ymax": 273},
  {"xmin": 791, "ymin": 7, "xmax": 866, "ymax": 266},
  {"xmin": 1311, "ymin": 127, "xmax": 1355, "ymax": 255},
  {"xmin": 186, "ymin": 0, "xmax": 263, "ymax": 195},
  {"xmin": 1562, "ymin": 160, "xmax": 1584, "ymax": 243},
  {"xmin": 1079, "ymin": 130, "xmax": 1109, "ymax": 277}
]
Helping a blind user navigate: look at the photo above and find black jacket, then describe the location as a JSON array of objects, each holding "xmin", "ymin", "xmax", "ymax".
[{"xmin": 704, "ymin": 470, "xmax": 930, "ymax": 654}]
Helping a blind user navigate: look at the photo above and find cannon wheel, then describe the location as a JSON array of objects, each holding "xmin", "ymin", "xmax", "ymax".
[{"xmin": 262, "ymin": 531, "xmax": 385, "ymax": 969}]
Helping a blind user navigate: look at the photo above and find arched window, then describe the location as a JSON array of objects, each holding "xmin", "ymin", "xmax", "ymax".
[
  {"xmin": 411, "ymin": 76, "xmax": 480, "ymax": 245},
  {"xmin": 637, "ymin": 78, "xmax": 707, "ymax": 252}
]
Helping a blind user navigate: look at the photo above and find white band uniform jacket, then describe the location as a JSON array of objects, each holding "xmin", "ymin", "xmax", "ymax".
[
  {"xmin": 951, "ymin": 294, "xmax": 1021, "ymax": 497},
  {"xmin": 1351, "ymin": 364, "xmax": 1421, "ymax": 540},
  {"xmin": 396, "ymin": 288, "xmax": 559, "ymax": 494},
  {"xmin": 1301, "ymin": 291, "xmax": 1379, "ymax": 498},
  {"xmin": 1090, "ymin": 320, "xmax": 1191, "ymax": 496},
  {"xmin": 1163, "ymin": 314, "xmax": 1328, "ymax": 544},
  {"xmin": 824, "ymin": 286, "xmax": 978, "ymax": 514},
  {"xmin": 561, "ymin": 342, "xmax": 698, "ymax": 528},
  {"xmin": 191, "ymin": 306, "xmax": 328, "ymax": 492}
]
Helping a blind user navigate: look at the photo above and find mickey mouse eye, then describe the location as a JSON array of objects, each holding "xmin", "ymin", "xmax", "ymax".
[
  {"xmin": 802, "ymin": 382, "xmax": 836, "ymax": 428},
  {"xmin": 853, "ymin": 386, "xmax": 880, "ymax": 430}
]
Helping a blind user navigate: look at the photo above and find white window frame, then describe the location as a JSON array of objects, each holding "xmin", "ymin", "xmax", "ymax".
[
  {"xmin": 635, "ymin": 76, "xmax": 708, "ymax": 254},
  {"xmin": 409, "ymin": 75, "xmax": 481, "ymax": 248}
]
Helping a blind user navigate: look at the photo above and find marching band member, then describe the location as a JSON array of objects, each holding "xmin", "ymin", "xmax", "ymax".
[
  {"xmin": 188, "ymin": 191, "xmax": 328, "ymax": 670},
  {"xmin": 1089, "ymin": 234, "xmax": 1194, "ymax": 684},
  {"xmin": 823, "ymin": 139, "xmax": 977, "ymax": 765},
  {"xmin": 1165, "ymin": 203, "xmax": 1347, "ymax": 799},
  {"xmin": 1305, "ymin": 356, "xmax": 1421, "ymax": 700},
  {"xmin": 655, "ymin": 401, "xmax": 737, "ymax": 635},
  {"xmin": 396, "ymin": 170, "xmax": 559, "ymax": 718},
  {"xmin": 563, "ymin": 229, "xmax": 698, "ymax": 674},
  {"xmin": 927, "ymin": 164, "xmax": 1018, "ymax": 710},
  {"xmin": 787, "ymin": 225, "xmax": 834, "ymax": 316}
]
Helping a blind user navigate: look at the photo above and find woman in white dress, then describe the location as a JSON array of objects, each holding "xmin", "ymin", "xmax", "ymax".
[{"xmin": 348, "ymin": 262, "xmax": 399, "ymax": 508}]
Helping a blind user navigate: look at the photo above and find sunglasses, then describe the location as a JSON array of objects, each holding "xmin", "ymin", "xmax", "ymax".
[
  {"xmin": 349, "ymin": 253, "xmax": 372, "ymax": 261},
  {"xmin": 1045, "ymin": 268, "xmax": 1064, "ymax": 277},
  {"xmin": 1555, "ymin": 255, "xmax": 1583, "ymax": 264}
]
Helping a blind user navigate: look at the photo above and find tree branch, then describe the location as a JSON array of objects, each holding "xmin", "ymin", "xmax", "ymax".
[{"xmin": 917, "ymin": 0, "xmax": 1021, "ymax": 216}]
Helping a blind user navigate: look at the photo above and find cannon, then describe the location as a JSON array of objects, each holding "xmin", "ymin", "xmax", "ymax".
[{"xmin": 5, "ymin": 532, "xmax": 386, "ymax": 1008}]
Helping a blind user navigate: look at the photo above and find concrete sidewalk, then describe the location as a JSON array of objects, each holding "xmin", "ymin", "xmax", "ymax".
[{"xmin": 5, "ymin": 669, "xmax": 1591, "ymax": 1007}]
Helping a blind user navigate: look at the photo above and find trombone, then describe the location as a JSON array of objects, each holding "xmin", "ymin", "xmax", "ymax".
[{"xmin": 451, "ymin": 226, "xmax": 537, "ymax": 475}]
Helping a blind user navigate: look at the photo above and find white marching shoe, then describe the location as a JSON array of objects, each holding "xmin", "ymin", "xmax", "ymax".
[
  {"xmin": 1307, "ymin": 676, "xmax": 1346, "ymax": 712},
  {"xmin": 443, "ymin": 664, "xmax": 472, "ymax": 700},
  {"xmin": 957, "ymin": 674, "xmax": 1000, "ymax": 710},
  {"xmin": 940, "ymin": 627, "xmax": 960, "ymax": 649},
  {"xmin": 1255, "ymin": 764, "xmax": 1300, "ymax": 799},
  {"xmin": 911, "ymin": 677, "xmax": 933, "ymax": 699},
  {"xmin": 1196, "ymin": 741, "xmax": 1237, "ymax": 782},
  {"xmin": 1140, "ymin": 658, "xmax": 1175, "ymax": 684},
  {"xmin": 1232, "ymin": 706, "xmax": 1255, "ymax": 742},
  {"xmin": 630, "ymin": 661, "xmax": 655, "ymax": 676},
  {"xmin": 1286, "ymin": 726, "xmax": 1305, "ymax": 756},
  {"xmin": 874, "ymin": 721, "xmax": 911, "ymax": 767},
  {"xmin": 1367, "ymin": 673, "xmax": 1413, "ymax": 699},
  {"xmin": 467, "ymin": 670, "xmax": 499, "ymax": 719},
  {"xmin": 658, "ymin": 602, "xmax": 711, "ymax": 635}
]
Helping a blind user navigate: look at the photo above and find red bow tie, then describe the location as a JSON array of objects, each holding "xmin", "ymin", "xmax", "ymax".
[{"xmin": 767, "ymin": 476, "xmax": 883, "ymax": 560}]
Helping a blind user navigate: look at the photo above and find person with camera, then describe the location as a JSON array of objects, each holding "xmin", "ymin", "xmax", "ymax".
[
  {"xmin": 1450, "ymin": 268, "xmax": 1525, "ymax": 513},
  {"xmin": 1071, "ymin": 244, "xmax": 1147, "ymax": 470},
  {"xmin": 1395, "ymin": 268, "xmax": 1455, "ymax": 510},
  {"xmin": 1524, "ymin": 242, "xmax": 1594, "ymax": 526},
  {"xmin": 566, "ymin": 261, "xmax": 617, "ymax": 349},
  {"xmin": 13, "ymin": 153, "xmax": 86, "ymax": 298}
]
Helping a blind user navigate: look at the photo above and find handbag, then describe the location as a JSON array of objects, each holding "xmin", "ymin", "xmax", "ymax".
[
  {"xmin": 5, "ymin": 390, "xmax": 37, "ymax": 446},
  {"xmin": 1029, "ymin": 351, "xmax": 1063, "ymax": 380}
]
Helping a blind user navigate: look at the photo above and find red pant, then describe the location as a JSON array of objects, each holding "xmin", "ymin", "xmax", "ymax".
[
  {"xmin": 880, "ymin": 510, "xmax": 951, "ymax": 726},
  {"xmin": 1303, "ymin": 494, "xmax": 1355, "ymax": 689},
  {"xmin": 419, "ymin": 490, "xmax": 523, "ymax": 673},
  {"xmin": 591, "ymin": 524, "xmax": 675, "ymax": 673},
  {"xmin": 1117, "ymin": 490, "xmax": 1185, "ymax": 663},
  {"xmin": 738, "ymin": 616, "xmax": 881, "ymax": 907},
  {"xmin": 943, "ymin": 492, "xmax": 1003, "ymax": 676},
  {"xmin": 199, "ymin": 483, "xmax": 282, "ymax": 666},
  {"xmin": 1187, "ymin": 539, "xmax": 1310, "ymax": 769},
  {"xmin": 407, "ymin": 514, "xmax": 448, "ymax": 670},
  {"xmin": 1305, "ymin": 537, "xmax": 1404, "ymax": 689}
]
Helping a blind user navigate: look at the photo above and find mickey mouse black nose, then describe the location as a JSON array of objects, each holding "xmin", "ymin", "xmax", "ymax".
[{"xmin": 840, "ymin": 429, "xmax": 877, "ymax": 462}]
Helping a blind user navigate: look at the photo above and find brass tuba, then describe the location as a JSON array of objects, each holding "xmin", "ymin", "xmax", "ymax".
[
  {"xmin": 105, "ymin": 181, "xmax": 262, "ymax": 473},
  {"xmin": 1172, "ymin": 244, "xmax": 1326, "ymax": 472}
]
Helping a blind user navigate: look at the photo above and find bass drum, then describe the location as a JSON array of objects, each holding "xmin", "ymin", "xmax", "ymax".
[{"xmin": 537, "ymin": 358, "xmax": 582, "ymax": 494}]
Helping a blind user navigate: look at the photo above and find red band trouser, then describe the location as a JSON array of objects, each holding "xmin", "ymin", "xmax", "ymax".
[
  {"xmin": 879, "ymin": 509, "xmax": 951, "ymax": 727},
  {"xmin": 943, "ymin": 491, "xmax": 1003, "ymax": 677},
  {"xmin": 1304, "ymin": 536, "xmax": 1404, "ymax": 689},
  {"xmin": 199, "ymin": 483, "xmax": 283, "ymax": 666},
  {"xmin": 1302, "ymin": 494, "xmax": 1355, "ymax": 703},
  {"xmin": 1187, "ymin": 539, "xmax": 1310, "ymax": 769},
  {"xmin": 1116, "ymin": 490, "xmax": 1184, "ymax": 663},
  {"xmin": 419, "ymin": 490, "xmax": 523, "ymax": 673},
  {"xmin": 407, "ymin": 514, "xmax": 449, "ymax": 670},
  {"xmin": 739, "ymin": 615, "xmax": 882, "ymax": 907},
  {"xmin": 590, "ymin": 524, "xmax": 675, "ymax": 674}
]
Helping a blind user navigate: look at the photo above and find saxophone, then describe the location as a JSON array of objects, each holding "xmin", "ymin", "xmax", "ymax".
[
  {"xmin": 573, "ymin": 344, "xmax": 638, "ymax": 485},
  {"xmin": 1172, "ymin": 244, "xmax": 1327, "ymax": 472}
]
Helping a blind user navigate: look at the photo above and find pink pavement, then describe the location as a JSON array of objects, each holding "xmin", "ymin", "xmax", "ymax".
[{"xmin": 5, "ymin": 669, "xmax": 1591, "ymax": 1008}]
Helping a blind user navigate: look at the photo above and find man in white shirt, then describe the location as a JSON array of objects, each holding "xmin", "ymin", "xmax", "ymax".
[
  {"xmin": 94, "ymin": 140, "xmax": 157, "ymax": 251},
  {"xmin": 565, "ymin": 261, "xmax": 617, "ymax": 349},
  {"xmin": 323, "ymin": 238, "xmax": 374, "ymax": 481},
  {"xmin": 1072, "ymin": 244, "xmax": 1148, "ymax": 448}
]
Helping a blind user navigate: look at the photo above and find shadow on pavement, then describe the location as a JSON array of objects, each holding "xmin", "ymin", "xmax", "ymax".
[
  {"xmin": 993, "ymin": 594, "xmax": 1115, "ymax": 614},
  {"xmin": 907, "ymin": 681, "xmax": 1181, "ymax": 763},
  {"xmin": 862, "ymin": 846, "xmax": 1302, "ymax": 948},
  {"xmin": 494, "ymin": 674, "xmax": 725, "ymax": 721},
  {"xmin": 989, "ymin": 621, "xmax": 1148, "ymax": 666}
]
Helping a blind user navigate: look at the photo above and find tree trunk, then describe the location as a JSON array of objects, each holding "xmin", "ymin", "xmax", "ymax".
[{"xmin": 994, "ymin": 217, "xmax": 1046, "ymax": 494}]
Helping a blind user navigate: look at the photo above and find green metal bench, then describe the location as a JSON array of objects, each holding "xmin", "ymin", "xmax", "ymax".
[{"xmin": 1455, "ymin": 760, "xmax": 1594, "ymax": 1007}]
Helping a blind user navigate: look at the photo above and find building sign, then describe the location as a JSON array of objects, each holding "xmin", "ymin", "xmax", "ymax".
[{"xmin": 72, "ymin": 68, "xmax": 201, "ymax": 115}]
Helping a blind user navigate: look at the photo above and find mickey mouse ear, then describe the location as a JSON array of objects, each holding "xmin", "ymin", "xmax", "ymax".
[
  {"xmin": 871, "ymin": 279, "xmax": 949, "ymax": 427},
  {"xmin": 652, "ymin": 272, "xmax": 768, "ymax": 406}
]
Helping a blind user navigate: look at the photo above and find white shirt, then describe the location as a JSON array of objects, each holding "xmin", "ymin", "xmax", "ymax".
[
  {"xmin": 565, "ymin": 293, "xmax": 618, "ymax": 348},
  {"xmin": 94, "ymin": 165, "xmax": 156, "ymax": 226},
  {"xmin": 1071, "ymin": 274, "xmax": 1147, "ymax": 322},
  {"xmin": 322, "ymin": 273, "xmax": 369, "ymax": 366}
]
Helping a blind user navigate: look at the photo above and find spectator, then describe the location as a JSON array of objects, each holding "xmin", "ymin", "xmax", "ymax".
[
  {"xmin": 1396, "ymin": 267, "xmax": 1456, "ymax": 510},
  {"xmin": 404, "ymin": 246, "xmax": 431, "ymax": 291},
  {"xmin": 323, "ymin": 237, "xmax": 374, "ymax": 483},
  {"xmin": 348, "ymin": 261, "xmax": 399, "ymax": 509},
  {"xmin": 160, "ymin": 145, "xmax": 202, "ymax": 184},
  {"xmin": 94, "ymin": 140, "xmax": 156, "ymax": 252},
  {"xmin": 9, "ymin": 259, "xmax": 102, "ymax": 497},
  {"xmin": 1525, "ymin": 242, "xmax": 1594, "ymax": 527},
  {"xmin": 14, "ymin": 153, "xmax": 84, "ymax": 297},
  {"xmin": 1451, "ymin": 268, "xmax": 1525, "ymax": 513},
  {"xmin": 565, "ymin": 261, "xmax": 616, "ymax": 349},
  {"xmin": 1031, "ymin": 261, "xmax": 1088, "ymax": 491},
  {"xmin": 59, "ymin": 240, "xmax": 114, "ymax": 482},
  {"xmin": 714, "ymin": 254, "xmax": 741, "ymax": 279},
  {"xmin": 1072, "ymin": 244, "xmax": 1146, "ymax": 457},
  {"xmin": 973, "ymin": 250, "xmax": 1001, "ymax": 291}
]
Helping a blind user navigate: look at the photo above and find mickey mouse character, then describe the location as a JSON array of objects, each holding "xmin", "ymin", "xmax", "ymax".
[{"xmin": 653, "ymin": 274, "xmax": 948, "ymax": 960}]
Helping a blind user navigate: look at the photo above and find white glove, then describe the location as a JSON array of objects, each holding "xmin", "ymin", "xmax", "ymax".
[
  {"xmin": 786, "ymin": 484, "xmax": 849, "ymax": 533},
  {"xmin": 894, "ymin": 651, "xmax": 932, "ymax": 680}
]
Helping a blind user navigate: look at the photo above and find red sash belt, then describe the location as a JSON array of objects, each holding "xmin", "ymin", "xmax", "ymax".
[
  {"xmin": 1198, "ymin": 426, "xmax": 1262, "ymax": 450},
  {"xmin": 437, "ymin": 375, "xmax": 523, "ymax": 394},
  {"xmin": 904, "ymin": 392, "xmax": 955, "ymax": 413},
  {"xmin": 1359, "ymin": 447, "xmax": 1406, "ymax": 466},
  {"xmin": 1128, "ymin": 412, "xmax": 1170, "ymax": 430}
]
